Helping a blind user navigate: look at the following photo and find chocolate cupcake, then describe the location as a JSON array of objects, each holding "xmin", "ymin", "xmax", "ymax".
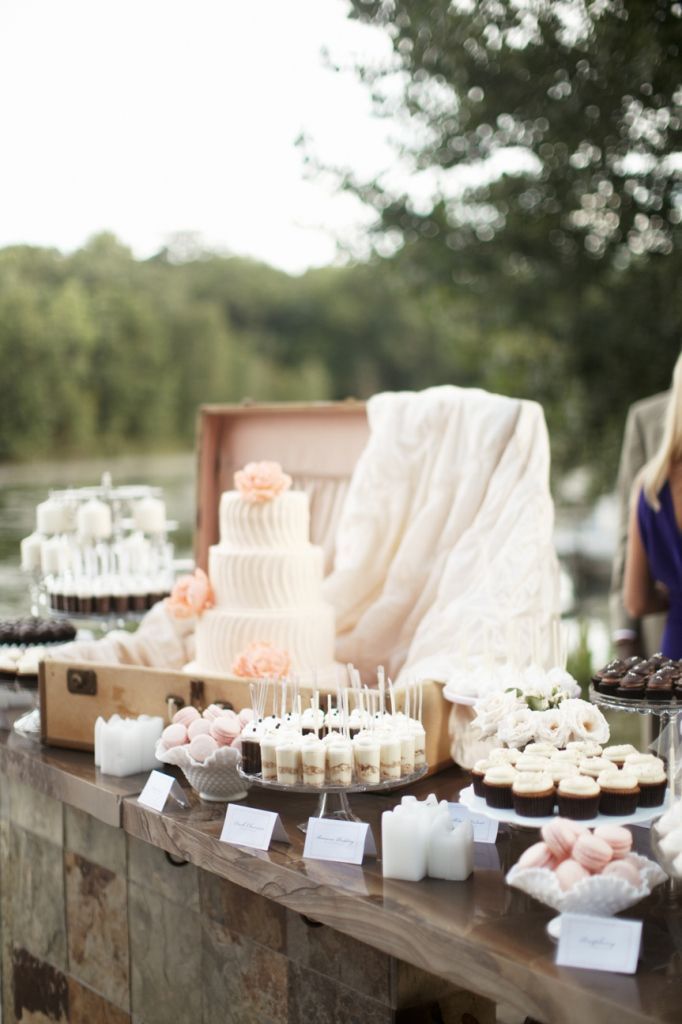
[
  {"xmin": 488, "ymin": 747, "xmax": 522, "ymax": 766},
  {"xmin": 646, "ymin": 671, "xmax": 673, "ymax": 702},
  {"xmin": 617, "ymin": 671, "xmax": 646, "ymax": 700},
  {"xmin": 579, "ymin": 756, "xmax": 614, "ymax": 780},
  {"xmin": 512, "ymin": 771, "xmax": 555, "ymax": 818},
  {"xmin": 482, "ymin": 765, "xmax": 516, "ymax": 809},
  {"xmin": 631, "ymin": 763, "xmax": 667, "ymax": 807},
  {"xmin": 557, "ymin": 776, "xmax": 601, "ymax": 820},
  {"xmin": 597, "ymin": 769, "xmax": 640, "ymax": 816}
]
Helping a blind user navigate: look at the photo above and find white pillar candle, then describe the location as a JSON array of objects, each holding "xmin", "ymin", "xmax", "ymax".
[
  {"xmin": 41, "ymin": 536, "xmax": 68, "ymax": 576},
  {"xmin": 133, "ymin": 497, "xmax": 167, "ymax": 534},
  {"xmin": 380, "ymin": 733, "xmax": 401, "ymax": 781},
  {"xmin": 77, "ymin": 499, "xmax": 112, "ymax": 540},
  {"xmin": 427, "ymin": 818, "xmax": 474, "ymax": 881},
  {"xmin": 354, "ymin": 736, "xmax": 381, "ymax": 785},
  {"xmin": 381, "ymin": 805, "xmax": 429, "ymax": 881},
  {"xmin": 36, "ymin": 499, "xmax": 69, "ymax": 535},
  {"xmin": 20, "ymin": 533, "xmax": 43, "ymax": 572},
  {"xmin": 301, "ymin": 737, "xmax": 326, "ymax": 787}
]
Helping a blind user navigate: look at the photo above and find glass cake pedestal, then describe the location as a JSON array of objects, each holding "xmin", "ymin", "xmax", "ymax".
[
  {"xmin": 239, "ymin": 767, "xmax": 429, "ymax": 832},
  {"xmin": 589, "ymin": 685, "xmax": 682, "ymax": 903}
]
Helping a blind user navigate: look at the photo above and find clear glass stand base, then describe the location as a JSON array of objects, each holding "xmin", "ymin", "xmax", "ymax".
[{"xmin": 299, "ymin": 790, "xmax": 363, "ymax": 833}]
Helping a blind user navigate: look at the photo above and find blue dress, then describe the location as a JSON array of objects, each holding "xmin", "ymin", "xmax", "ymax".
[{"xmin": 638, "ymin": 482, "xmax": 682, "ymax": 658}]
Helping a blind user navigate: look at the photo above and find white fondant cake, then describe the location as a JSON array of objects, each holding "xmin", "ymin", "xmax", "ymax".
[{"xmin": 194, "ymin": 485, "xmax": 337, "ymax": 678}]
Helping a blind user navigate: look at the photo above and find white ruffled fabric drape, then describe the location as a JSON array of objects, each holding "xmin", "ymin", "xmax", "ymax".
[{"xmin": 322, "ymin": 385, "xmax": 560, "ymax": 687}]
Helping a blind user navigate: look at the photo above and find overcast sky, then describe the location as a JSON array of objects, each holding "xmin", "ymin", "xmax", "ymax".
[{"xmin": 0, "ymin": 0, "xmax": 395, "ymax": 273}]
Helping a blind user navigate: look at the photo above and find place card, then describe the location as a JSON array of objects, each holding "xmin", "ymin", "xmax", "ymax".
[
  {"xmin": 220, "ymin": 804, "xmax": 290, "ymax": 851},
  {"xmin": 303, "ymin": 818, "xmax": 377, "ymax": 864},
  {"xmin": 138, "ymin": 770, "xmax": 189, "ymax": 812},
  {"xmin": 448, "ymin": 803, "xmax": 498, "ymax": 844},
  {"xmin": 556, "ymin": 913, "xmax": 642, "ymax": 974}
]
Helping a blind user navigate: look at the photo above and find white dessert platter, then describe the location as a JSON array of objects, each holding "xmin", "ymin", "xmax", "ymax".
[
  {"xmin": 240, "ymin": 765, "xmax": 429, "ymax": 832},
  {"xmin": 459, "ymin": 784, "xmax": 670, "ymax": 829}
]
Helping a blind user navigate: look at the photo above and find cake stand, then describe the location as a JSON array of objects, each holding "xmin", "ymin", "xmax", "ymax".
[
  {"xmin": 589, "ymin": 686, "xmax": 682, "ymax": 903},
  {"xmin": 459, "ymin": 784, "xmax": 669, "ymax": 829},
  {"xmin": 588, "ymin": 686, "xmax": 681, "ymax": 803},
  {"xmin": 239, "ymin": 767, "xmax": 428, "ymax": 832}
]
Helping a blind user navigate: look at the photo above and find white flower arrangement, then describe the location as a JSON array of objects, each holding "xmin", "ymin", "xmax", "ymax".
[{"xmin": 473, "ymin": 687, "xmax": 609, "ymax": 749}]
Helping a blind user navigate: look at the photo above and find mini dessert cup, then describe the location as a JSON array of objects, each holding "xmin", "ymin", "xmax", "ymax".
[{"xmin": 353, "ymin": 737, "xmax": 381, "ymax": 786}]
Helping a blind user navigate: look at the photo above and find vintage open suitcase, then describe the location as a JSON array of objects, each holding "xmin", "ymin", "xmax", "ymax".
[{"xmin": 40, "ymin": 401, "xmax": 453, "ymax": 773}]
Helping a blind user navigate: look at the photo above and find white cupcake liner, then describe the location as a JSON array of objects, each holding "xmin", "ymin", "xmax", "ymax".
[
  {"xmin": 506, "ymin": 853, "xmax": 667, "ymax": 916},
  {"xmin": 155, "ymin": 740, "xmax": 249, "ymax": 802}
]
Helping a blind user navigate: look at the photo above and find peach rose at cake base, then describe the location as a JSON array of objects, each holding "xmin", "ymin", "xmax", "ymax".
[
  {"xmin": 234, "ymin": 461, "xmax": 292, "ymax": 503},
  {"xmin": 232, "ymin": 640, "xmax": 291, "ymax": 679},
  {"xmin": 165, "ymin": 569, "xmax": 214, "ymax": 620}
]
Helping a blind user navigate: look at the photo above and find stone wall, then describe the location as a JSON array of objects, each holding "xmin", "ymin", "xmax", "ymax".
[{"xmin": 0, "ymin": 774, "xmax": 494, "ymax": 1024}]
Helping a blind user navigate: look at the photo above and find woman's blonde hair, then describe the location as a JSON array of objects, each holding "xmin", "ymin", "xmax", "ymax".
[{"xmin": 642, "ymin": 351, "xmax": 682, "ymax": 510}]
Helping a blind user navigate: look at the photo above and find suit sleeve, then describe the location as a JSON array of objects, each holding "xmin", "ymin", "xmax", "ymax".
[{"xmin": 609, "ymin": 405, "xmax": 646, "ymax": 639}]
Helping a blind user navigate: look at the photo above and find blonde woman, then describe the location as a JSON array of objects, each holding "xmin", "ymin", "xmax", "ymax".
[{"xmin": 624, "ymin": 353, "xmax": 682, "ymax": 657}]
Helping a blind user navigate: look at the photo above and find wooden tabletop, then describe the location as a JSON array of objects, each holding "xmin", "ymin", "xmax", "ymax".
[{"xmin": 2, "ymin": 726, "xmax": 681, "ymax": 1024}]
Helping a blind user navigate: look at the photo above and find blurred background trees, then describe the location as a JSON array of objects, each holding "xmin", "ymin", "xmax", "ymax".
[{"xmin": 1, "ymin": 0, "xmax": 680, "ymax": 494}]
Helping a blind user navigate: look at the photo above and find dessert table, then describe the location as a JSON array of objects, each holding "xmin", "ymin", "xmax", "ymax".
[{"xmin": 1, "ymin": 724, "xmax": 681, "ymax": 1024}]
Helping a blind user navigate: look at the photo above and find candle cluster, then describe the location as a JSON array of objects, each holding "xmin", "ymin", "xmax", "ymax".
[
  {"xmin": 382, "ymin": 794, "xmax": 474, "ymax": 882},
  {"xmin": 239, "ymin": 673, "xmax": 426, "ymax": 788},
  {"xmin": 95, "ymin": 714, "xmax": 164, "ymax": 777},
  {"xmin": 20, "ymin": 479, "xmax": 174, "ymax": 619}
]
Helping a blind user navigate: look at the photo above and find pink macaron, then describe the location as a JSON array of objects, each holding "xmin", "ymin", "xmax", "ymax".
[
  {"xmin": 238, "ymin": 707, "xmax": 255, "ymax": 726},
  {"xmin": 172, "ymin": 706, "xmax": 200, "ymax": 728},
  {"xmin": 210, "ymin": 715, "xmax": 242, "ymax": 746},
  {"xmin": 555, "ymin": 858, "xmax": 591, "ymax": 891},
  {"xmin": 541, "ymin": 818, "xmax": 578, "ymax": 861},
  {"xmin": 602, "ymin": 859, "xmax": 641, "ymax": 887},
  {"xmin": 517, "ymin": 842, "xmax": 557, "ymax": 870},
  {"xmin": 202, "ymin": 704, "xmax": 225, "ymax": 722},
  {"xmin": 572, "ymin": 832, "xmax": 613, "ymax": 873},
  {"xmin": 161, "ymin": 723, "xmax": 188, "ymax": 748},
  {"xmin": 187, "ymin": 718, "xmax": 212, "ymax": 741},
  {"xmin": 593, "ymin": 824, "xmax": 632, "ymax": 859},
  {"xmin": 188, "ymin": 734, "xmax": 219, "ymax": 763}
]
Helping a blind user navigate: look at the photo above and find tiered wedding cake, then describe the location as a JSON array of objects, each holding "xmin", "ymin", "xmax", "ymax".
[{"xmin": 193, "ymin": 462, "xmax": 337, "ymax": 680}]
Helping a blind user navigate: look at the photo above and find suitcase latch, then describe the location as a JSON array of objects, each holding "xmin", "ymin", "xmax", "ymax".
[{"xmin": 67, "ymin": 668, "xmax": 97, "ymax": 696}]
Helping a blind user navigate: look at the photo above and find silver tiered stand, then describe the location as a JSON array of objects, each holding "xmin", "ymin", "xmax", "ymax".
[
  {"xmin": 239, "ymin": 768, "xmax": 428, "ymax": 833},
  {"xmin": 589, "ymin": 685, "xmax": 682, "ymax": 903}
]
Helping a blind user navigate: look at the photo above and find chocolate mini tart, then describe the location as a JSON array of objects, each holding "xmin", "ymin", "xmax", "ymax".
[
  {"xmin": 646, "ymin": 675, "xmax": 673, "ymax": 702},
  {"xmin": 616, "ymin": 671, "xmax": 646, "ymax": 700}
]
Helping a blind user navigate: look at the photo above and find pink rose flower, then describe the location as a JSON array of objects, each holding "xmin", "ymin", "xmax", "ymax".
[
  {"xmin": 234, "ymin": 461, "xmax": 292, "ymax": 503},
  {"xmin": 165, "ymin": 568, "xmax": 214, "ymax": 619},
  {"xmin": 231, "ymin": 641, "xmax": 291, "ymax": 679}
]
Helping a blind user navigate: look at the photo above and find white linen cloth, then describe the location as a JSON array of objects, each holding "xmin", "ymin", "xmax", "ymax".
[{"xmin": 322, "ymin": 385, "xmax": 561, "ymax": 686}]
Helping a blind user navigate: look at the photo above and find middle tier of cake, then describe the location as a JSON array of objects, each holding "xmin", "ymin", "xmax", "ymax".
[
  {"xmin": 194, "ymin": 605, "xmax": 337, "ymax": 675},
  {"xmin": 209, "ymin": 544, "xmax": 324, "ymax": 609}
]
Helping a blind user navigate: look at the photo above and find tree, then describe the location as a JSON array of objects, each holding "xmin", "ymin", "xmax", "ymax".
[{"xmin": 323, "ymin": 0, "xmax": 682, "ymax": 480}]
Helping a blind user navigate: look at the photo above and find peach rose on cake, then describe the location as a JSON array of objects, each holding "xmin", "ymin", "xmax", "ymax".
[
  {"xmin": 234, "ymin": 461, "xmax": 292, "ymax": 503},
  {"xmin": 232, "ymin": 641, "xmax": 291, "ymax": 679},
  {"xmin": 165, "ymin": 568, "xmax": 214, "ymax": 619}
]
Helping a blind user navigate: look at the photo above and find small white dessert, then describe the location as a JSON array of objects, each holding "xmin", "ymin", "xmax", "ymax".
[
  {"xmin": 260, "ymin": 734, "xmax": 279, "ymax": 781},
  {"xmin": 354, "ymin": 736, "xmax": 380, "ymax": 785},
  {"xmin": 398, "ymin": 730, "xmax": 415, "ymax": 776},
  {"xmin": 326, "ymin": 737, "xmax": 353, "ymax": 786},
  {"xmin": 276, "ymin": 740, "xmax": 302, "ymax": 785},
  {"xmin": 301, "ymin": 736, "xmax": 326, "ymax": 787},
  {"xmin": 380, "ymin": 733, "xmax": 401, "ymax": 781}
]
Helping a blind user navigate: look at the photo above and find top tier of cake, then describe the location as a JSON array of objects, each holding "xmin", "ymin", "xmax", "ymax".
[{"xmin": 219, "ymin": 490, "xmax": 309, "ymax": 549}]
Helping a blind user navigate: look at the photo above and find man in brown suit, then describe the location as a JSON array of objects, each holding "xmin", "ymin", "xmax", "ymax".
[{"xmin": 610, "ymin": 390, "xmax": 669, "ymax": 657}]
